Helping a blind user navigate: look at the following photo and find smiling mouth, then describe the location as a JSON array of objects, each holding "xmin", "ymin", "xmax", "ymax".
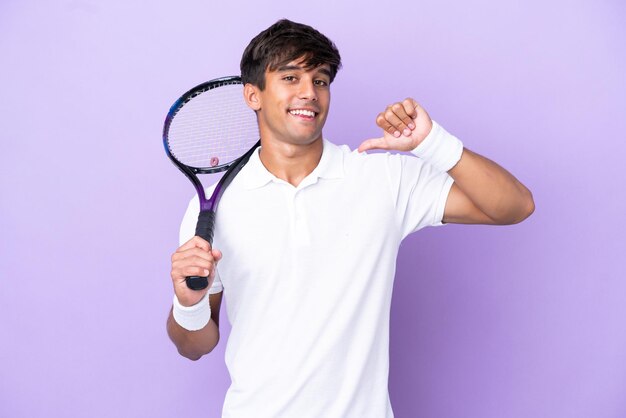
[{"xmin": 288, "ymin": 109, "xmax": 318, "ymax": 118}]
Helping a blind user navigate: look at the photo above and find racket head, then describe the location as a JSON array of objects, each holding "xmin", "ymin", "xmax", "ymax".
[
  {"xmin": 163, "ymin": 76, "xmax": 259, "ymax": 175},
  {"xmin": 163, "ymin": 76, "xmax": 261, "ymax": 291}
]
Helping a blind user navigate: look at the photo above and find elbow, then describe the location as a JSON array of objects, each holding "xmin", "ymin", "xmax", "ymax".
[
  {"xmin": 509, "ymin": 190, "xmax": 536, "ymax": 224},
  {"xmin": 177, "ymin": 335, "xmax": 220, "ymax": 361},
  {"xmin": 178, "ymin": 348, "xmax": 204, "ymax": 361},
  {"xmin": 490, "ymin": 190, "xmax": 535, "ymax": 225},
  {"xmin": 524, "ymin": 193, "xmax": 536, "ymax": 220},
  {"xmin": 166, "ymin": 314, "xmax": 219, "ymax": 361},
  {"xmin": 518, "ymin": 189, "xmax": 536, "ymax": 223},
  {"xmin": 176, "ymin": 339, "xmax": 218, "ymax": 361}
]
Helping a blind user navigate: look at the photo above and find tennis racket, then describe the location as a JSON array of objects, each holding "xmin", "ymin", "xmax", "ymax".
[{"xmin": 163, "ymin": 76, "xmax": 260, "ymax": 290}]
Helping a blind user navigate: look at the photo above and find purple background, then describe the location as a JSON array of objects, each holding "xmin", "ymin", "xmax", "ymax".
[{"xmin": 1, "ymin": 1, "xmax": 625, "ymax": 417}]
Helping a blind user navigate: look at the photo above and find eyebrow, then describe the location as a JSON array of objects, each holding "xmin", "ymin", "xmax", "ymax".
[
  {"xmin": 317, "ymin": 68, "xmax": 332, "ymax": 77},
  {"xmin": 276, "ymin": 64, "xmax": 331, "ymax": 77},
  {"xmin": 276, "ymin": 65, "xmax": 302, "ymax": 72}
]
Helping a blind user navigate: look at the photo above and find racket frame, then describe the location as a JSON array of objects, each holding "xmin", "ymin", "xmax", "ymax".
[{"xmin": 163, "ymin": 76, "xmax": 260, "ymax": 290}]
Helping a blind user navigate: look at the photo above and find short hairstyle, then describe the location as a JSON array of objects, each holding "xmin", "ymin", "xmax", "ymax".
[{"xmin": 240, "ymin": 19, "xmax": 342, "ymax": 90}]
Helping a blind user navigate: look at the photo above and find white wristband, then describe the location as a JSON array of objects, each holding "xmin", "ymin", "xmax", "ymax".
[
  {"xmin": 172, "ymin": 292, "xmax": 211, "ymax": 331},
  {"xmin": 411, "ymin": 120, "xmax": 464, "ymax": 172}
]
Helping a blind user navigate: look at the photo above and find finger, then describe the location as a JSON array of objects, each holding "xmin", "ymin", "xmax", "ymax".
[
  {"xmin": 172, "ymin": 256, "xmax": 216, "ymax": 269},
  {"xmin": 382, "ymin": 106, "xmax": 413, "ymax": 137},
  {"xmin": 209, "ymin": 264, "xmax": 218, "ymax": 280},
  {"xmin": 358, "ymin": 136, "xmax": 387, "ymax": 153},
  {"xmin": 387, "ymin": 105, "xmax": 411, "ymax": 136},
  {"xmin": 181, "ymin": 265, "xmax": 211, "ymax": 279},
  {"xmin": 413, "ymin": 101, "xmax": 431, "ymax": 120},
  {"xmin": 173, "ymin": 255, "xmax": 215, "ymax": 273},
  {"xmin": 376, "ymin": 114, "xmax": 401, "ymax": 138},
  {"xmin": 211, "ymin": 248, "xmax": 223, "ymax": 262},
  {"xmin": 172, "ymin": 246, "xmax": 214, "ymax": 263},
  {"xmin": 401, "ymin": 98, "xmax": 418, "ymax": 128},
  {"xmin": 171, "ymin": 266, "xmax": 210, "ymax": 284},
  {"xmin": 172, "ymin": 257, "xmax": 218, "ymax": 281},
  {"xmin": 177, "ymin": 236, "xmax": 211, "ymax": 252},
  {"xmin": 391, "ymin": 103, "xmax": 418, "ymax": 136}
]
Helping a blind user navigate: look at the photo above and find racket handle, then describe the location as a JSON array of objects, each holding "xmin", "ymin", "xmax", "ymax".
[
  {"xmin": 185, "ymin": 210, "xmax": 217, "ymax": 290},
  {"xmin": 194, "ymin": 210, "xmax": 216, "ymax": 244},
  {"xmin": 185, "ymin": 276, "xmax": 208, "ymax": 290}
]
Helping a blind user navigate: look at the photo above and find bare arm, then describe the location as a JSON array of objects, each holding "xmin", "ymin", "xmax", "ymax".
[
  {"xmin": 443, "ymin": 149, "xmax": 534, "ymax": 225},
  {"xmin": 167, "ymin": 292, "xmax": 222, "ymax": 361},
  {"xmin": 359, "ymin": 98, "xmax": 534, "ymax": 225},
  {"xmin": 167, "ymin": 236, "xmax": 223, "ymax": 360}
]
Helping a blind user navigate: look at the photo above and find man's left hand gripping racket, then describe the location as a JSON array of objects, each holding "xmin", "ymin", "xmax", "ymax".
[{"xmin": 163, "ymin": 76, "xmax": 260, "ymax": 291}]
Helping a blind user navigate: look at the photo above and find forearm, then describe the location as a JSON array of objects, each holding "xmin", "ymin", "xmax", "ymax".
[
  {"xmin": 448, "ymin": 148, "xmax": 535, "ymax": 224},
  {"xmin": 166, "ymin": 308, "xmax": 220, "ymax": 360}
]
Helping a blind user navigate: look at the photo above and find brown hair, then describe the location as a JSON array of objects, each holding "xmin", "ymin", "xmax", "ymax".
[{"xmin": 240, "ymin": 19, "xmax": 342, "ymax": 90}]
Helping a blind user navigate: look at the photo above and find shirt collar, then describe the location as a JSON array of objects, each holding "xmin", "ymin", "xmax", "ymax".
[{"xmin": 238, "ymin": 139, "xmax": 345, "ymax": 190}]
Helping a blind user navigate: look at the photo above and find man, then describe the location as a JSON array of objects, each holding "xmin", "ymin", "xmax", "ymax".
[{"xmin": 167, "ymin": 19, "xmax": 534, "ymax": 418}]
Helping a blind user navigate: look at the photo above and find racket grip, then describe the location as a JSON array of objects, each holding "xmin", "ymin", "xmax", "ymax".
[
  {"xmin": 186, "ymin": 276, "xmax": 208, "ymax": 290},
  {"xmin": 195, "ymin": 210, "xmax": 216, "ymax": 243},
  {"xmin": 185, "ymin": 210, "xmax": 216, "ymax": 291}
]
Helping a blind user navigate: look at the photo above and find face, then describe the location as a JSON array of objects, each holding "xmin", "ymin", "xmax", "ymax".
[{"xmin": 246, "ymin": 59, "xmax": 331, "ymax": 147}]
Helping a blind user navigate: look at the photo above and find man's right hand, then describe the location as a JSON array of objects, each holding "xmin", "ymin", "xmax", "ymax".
[{"xmin": 170, "ymin": 236, "xmax": 222, "ymax": 306}]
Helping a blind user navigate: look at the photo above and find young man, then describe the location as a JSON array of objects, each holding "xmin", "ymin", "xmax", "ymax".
[{"xmin": 167, "ymin": 19, "xmax": 534, "ymax": 418}]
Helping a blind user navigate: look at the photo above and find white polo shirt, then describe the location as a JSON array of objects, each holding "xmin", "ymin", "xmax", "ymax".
[{"xmin": 179, "ymin": 138, "xmax": 454, "ymax": 418}]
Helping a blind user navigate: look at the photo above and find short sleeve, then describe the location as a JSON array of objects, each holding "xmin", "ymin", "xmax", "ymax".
[
  {"xmin": 385, "ymin": 153, "xmax": 454, "ymax": 239},
  {"xmin": 179, "ymin": 195, "xmax": 224, "ymax": 295}
]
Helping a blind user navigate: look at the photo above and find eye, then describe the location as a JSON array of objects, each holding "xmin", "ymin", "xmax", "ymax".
[
  {"xmin": 314, "ymin": 79, "xmax": 329, "ymax": 87},
  {"xmin": 282, "ymin": 75, "xmax": 296, "ymax": 82}
]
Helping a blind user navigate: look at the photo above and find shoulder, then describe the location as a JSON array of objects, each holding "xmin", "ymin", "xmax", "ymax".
[{"xmin": 324, "ymin": 138, "xmax": 421, "ymax": 174}]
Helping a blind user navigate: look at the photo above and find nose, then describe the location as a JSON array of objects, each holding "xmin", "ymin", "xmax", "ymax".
[{"xmin": 298, "ymin": 79, "xmax": 317, "ymax": 101}]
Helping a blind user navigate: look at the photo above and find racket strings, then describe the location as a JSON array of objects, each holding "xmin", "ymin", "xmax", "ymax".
[{"xmin": 167, "ymin": 83, "xmax": 259, "ymax": 169}]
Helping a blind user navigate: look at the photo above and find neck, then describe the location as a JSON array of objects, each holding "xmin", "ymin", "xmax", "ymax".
[{"xmin": 258, "ymin": 137, "xmax": 323, "ymax": 187}]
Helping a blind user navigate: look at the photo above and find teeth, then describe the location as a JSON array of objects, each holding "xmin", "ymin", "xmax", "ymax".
[{"xmin": 289, "ymin": 109, "xmax": 316, "ymax": 117}]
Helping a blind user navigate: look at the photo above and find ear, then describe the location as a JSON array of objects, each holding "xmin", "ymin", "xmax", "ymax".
[{"xmin": 243, "ymin": 83, "xmax": 261, "ymax": 111}]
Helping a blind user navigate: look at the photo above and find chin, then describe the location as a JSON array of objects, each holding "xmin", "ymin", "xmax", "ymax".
[{"xmin": 291, "ymin": 134, "xmax": 323, "ymax": 146}]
